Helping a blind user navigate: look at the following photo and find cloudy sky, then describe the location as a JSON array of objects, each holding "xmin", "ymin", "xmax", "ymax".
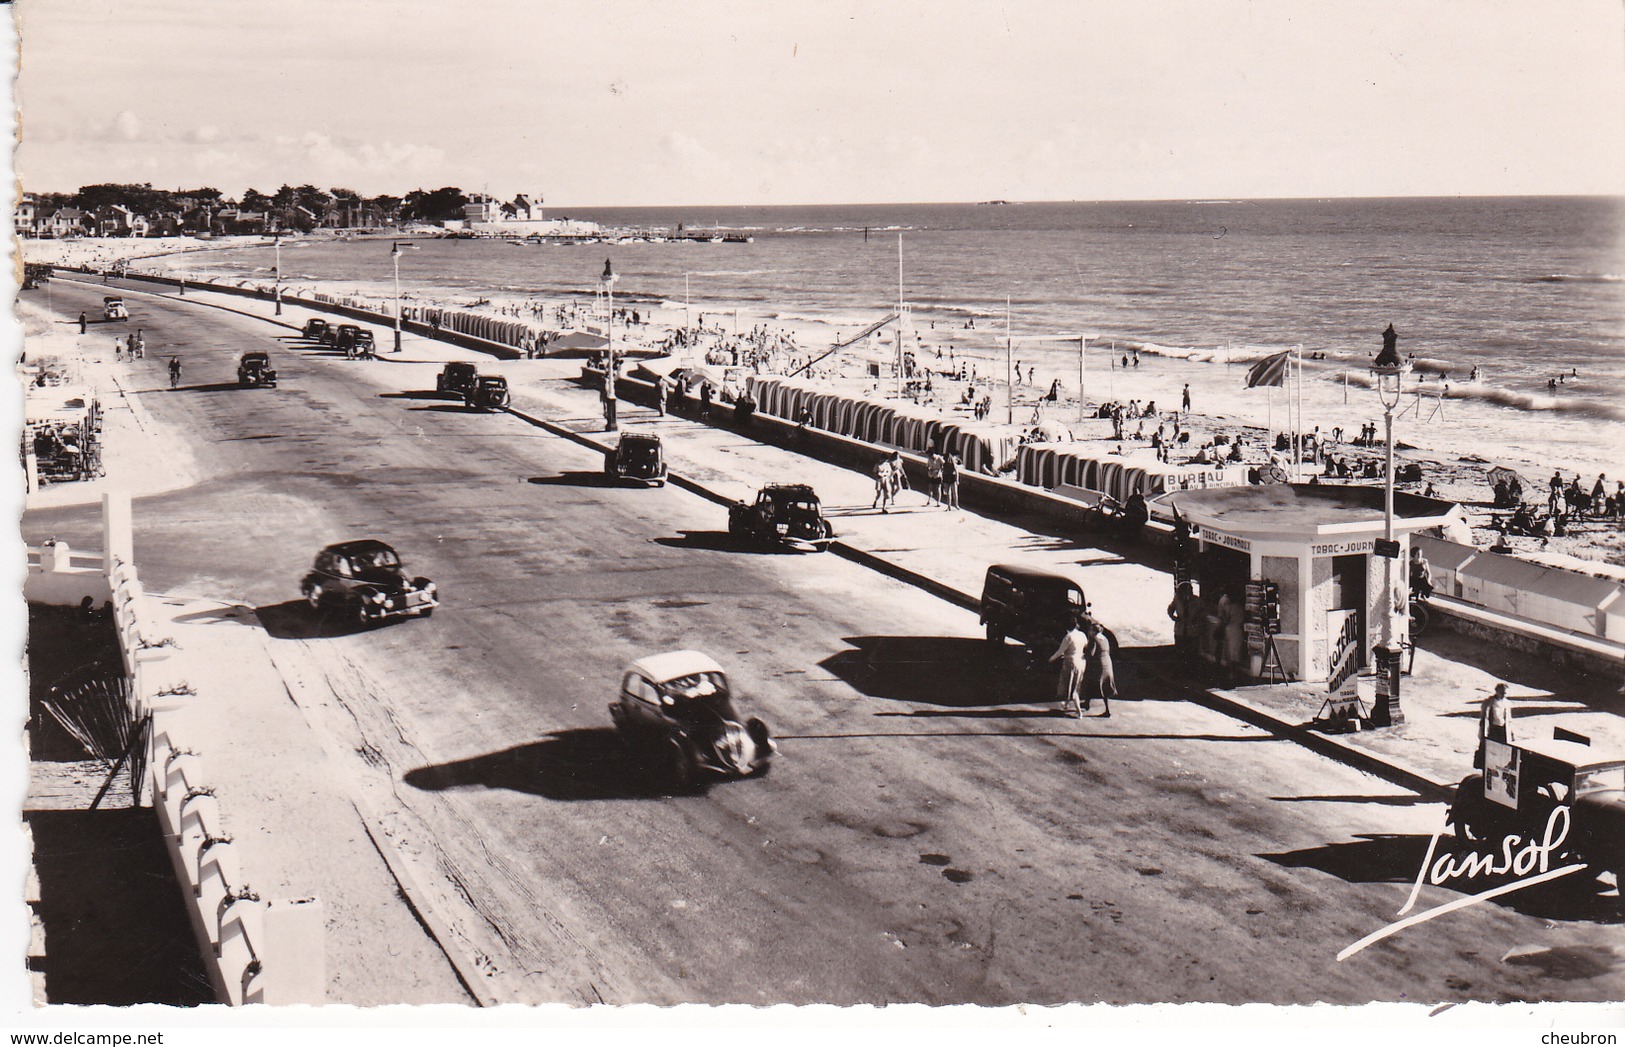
[{"xmin": 12, "ymin": 0, "xmax": 1625, "ymax": 205}]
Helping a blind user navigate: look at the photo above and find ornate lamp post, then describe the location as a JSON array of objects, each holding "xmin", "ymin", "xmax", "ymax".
[
  {"xmin": 390, "ymin": 241, "xmax": 418, "ymax": 352},
  {"xmin": 600, "ymin": 258, "xmax": 619, "ymax": 430},
  {"xmin": 1369, "ymin": 323, "xmax": 1411, "ymax": 725},
  {"xmin": 272, "ymin": 229, "xmax": 286, "ymax": 316}
]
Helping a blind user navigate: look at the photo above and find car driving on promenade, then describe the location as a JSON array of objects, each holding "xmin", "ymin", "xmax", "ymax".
[
  {"xmin": 237, "ymin": 351, "xmax": 277, "ymax": 387},
  {"xmin": 102, "ymin": 296, "xmax": 128, "ymax": 321},
  {"xmin": 609, "ymin": 649, "xmax": 776, "ymax": 789},
  {"xmin": 728, "ymin": 483, "xmax": 834, "ymax": 551},
  {"xmin": 436, "ymin": 361, "xmax": 479, "ymax": 399},
  {"xmin": 302, "ymin": 318, "xmax": 332, "ymax": 343},
  {"xmin": 300, "ymin": 540, "xmax": 438, "ymax": 625},
  {"xmin": 465, "ymin": 375, "xmax": 511, "ymax": 411},
  {"xmin": 604, "ymin": 432, "xmax": 668, "ymax": 486}
]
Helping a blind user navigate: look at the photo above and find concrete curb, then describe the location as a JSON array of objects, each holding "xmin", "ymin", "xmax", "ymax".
[{"xmin": 1196, "ymin": 685, "xmax": 1456, "ymax": 799}]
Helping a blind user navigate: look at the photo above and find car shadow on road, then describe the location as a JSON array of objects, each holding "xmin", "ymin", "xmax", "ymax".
[
  {"xmin": 820, "ymin": 635, "xmax": 1039, "ymax": 708},
  {"xmin": 652, "ymin": 531, "xmax": 797, "ymax": 555},
  {"xmin": 403, "ymin": 728, "xmax": 678, "ymax": 801},
  {"xmin": 379, "ymin": 390, "xmax": 453, "ymax": 401},
  {"xmin": 170, "ymin": 382, "xmax": 257, "ymax": 393},
  {"xmin": 1262, "ymin": 834, "xmax": 1623, "ymax": 923},
  {"xmin": 407, "ymin": 404, "xmax": 481, "ymax": 413},
  {"xmin": 254, "ymin": 599, "xmax": 388, "ymax": 639},
  {"xmin": 528, "ymin": 472, "xmax": 618, "ymax": 489}
]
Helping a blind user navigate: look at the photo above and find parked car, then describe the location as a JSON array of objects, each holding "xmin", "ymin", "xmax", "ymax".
[
  {"xmin": 335, "ymin": 324, "xmax": 375, "ymax": 357},
  {"xmin": 302, "ymin": 318, "xmax": 331, "ymax": 342},
  {"xmin": 1449, "ymin": 714, "xmax": 1625, "ymax": 892},
  {"xmin": 609, "ymin": 649, "xmax": 776, "ymax": 789},
  {"xmin": 727, "ymin": 483, "xmax": 834, "ymax": 551},
  {"xmin": 102, "ymin": 296, "xmax": 128, "ymax": 322},
  {"xmin": 465, "ymin": 375, "xmax": 511, "ymax": 410},
  {"xmin": 980, "ymin": 563, "xmax": 1091, "ymax": 654},
  {"xmin": 237, "ymin": 351, "xmax": 277, "ymax": 387},
  {"xmin": 604, "ymin": 432, "xmax": 667, "ymax": 486},
  {"xmin": 300, "ymin": 539, "xmax": 438, "ymax": 624},
  {"xmin": 436, "ymin": 361, "xmax": 479, "ymax": 398}
]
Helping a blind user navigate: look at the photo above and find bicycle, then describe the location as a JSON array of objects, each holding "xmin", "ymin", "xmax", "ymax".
[{"xmin": 1408, "ymin": 593, "xmax": 1431, "ymax": 637}]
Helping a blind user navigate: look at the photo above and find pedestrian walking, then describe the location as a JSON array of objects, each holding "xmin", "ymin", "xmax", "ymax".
[
  {"xmin": 1082, "ymin": 618, "xmax": 1117, "ymax": 717},
  {"xmin": 888, "ymin": 450, "xmax": 910, "ymax": 505},
  {"xmin": 926, "ymin": 449, "xmax": 944, "ymax": 505},
  {"xmin": 942, "ymin": 451, "xmax": 961, "ymax": 509},
  {"xmin": 1048, "ymin": 614, "xmax": 1090, "ymax": 718},
  {"xmin": 78, "ymin": 312, "xmax": 88, "ymax": 334},
  {"xmin": 114, "ymin": 337, "xmax": 123, "ymax": 362},
  {"xmin": 1182, "ymin": 383, "xmax": 1192, "ymax": 411},
  {"xmin": 656, "ymin": 374, "xmax": 670, "ymax": 416},
  {"xmin": 871, "ymin": 455, "xmax": 894, "ymax": 512}
]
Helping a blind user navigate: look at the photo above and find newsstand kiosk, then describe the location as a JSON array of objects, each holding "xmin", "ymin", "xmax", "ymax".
[{"xmin": 1157, "ymin": 485, "xmax": 1465, "ymax": 721}]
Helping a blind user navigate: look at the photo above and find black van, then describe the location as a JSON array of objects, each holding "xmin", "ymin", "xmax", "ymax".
[{"xmin": 980, "ymin": 563, "xmax": 1089, "ymax": 654}]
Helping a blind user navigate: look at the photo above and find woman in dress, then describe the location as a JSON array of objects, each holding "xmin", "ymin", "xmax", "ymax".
[
  {"xmin": 1082, "ymin": 618, "xmax": 1117, "ymax": 717},
  {"xmin": 1047, "ymin": 614, "xmax": 1090, "ymax": 718}
]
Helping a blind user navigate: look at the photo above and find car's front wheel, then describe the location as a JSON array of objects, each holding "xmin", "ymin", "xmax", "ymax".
[
  {"xmin": 985, "ymin": 621, "xmax": 1004, "ymax": 646},
  {"xmin": 668, "ymin": 735, "xmax": 701, "ymax": 791},
  {"xmin": 356, "ymin": 602, "xmax": 373, "ymax": 628}
]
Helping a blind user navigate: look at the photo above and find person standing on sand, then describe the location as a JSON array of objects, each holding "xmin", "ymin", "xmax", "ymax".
[
  {"xmin": 1182, "ymin": 384, "xmax": 1192, "ymax": 411},
  {"xmin": 78, "ymin": 312, "xmax": 87, "ymax": 334}
]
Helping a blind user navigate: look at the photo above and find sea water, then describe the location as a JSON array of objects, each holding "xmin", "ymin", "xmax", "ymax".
[{"xmin": 176, "ymin": 196, "xmax": 1625, "ymax": 480}]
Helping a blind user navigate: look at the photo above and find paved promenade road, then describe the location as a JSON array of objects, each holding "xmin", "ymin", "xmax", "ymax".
[{"xmin": 24, "ymin": 279, "xmax": 1625, "ymax": 1006}]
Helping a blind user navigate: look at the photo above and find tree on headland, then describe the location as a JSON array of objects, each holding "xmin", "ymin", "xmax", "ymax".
[{"xmin": 401, "ymin": 186, "xmax": 468, "ymax": 224}]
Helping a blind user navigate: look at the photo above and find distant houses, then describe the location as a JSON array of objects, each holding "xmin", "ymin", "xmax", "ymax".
[
  {"xmin": 462, "ymin": 192, "xmax": 544, "ymax": 225},
  {"xmin": 11, "ymin": 184, "xmax": 563, "ymax": 238}
]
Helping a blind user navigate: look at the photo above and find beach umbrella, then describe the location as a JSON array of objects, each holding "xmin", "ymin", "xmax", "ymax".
[{"xmin": 1486, "ymin": 464, "xmax": 1528, "ymax": 490}]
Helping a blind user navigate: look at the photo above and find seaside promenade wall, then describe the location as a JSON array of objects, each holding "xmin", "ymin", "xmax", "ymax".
[{"xmin": 26, "ymin": 496, "xmax": 325, "ymax": 1006}]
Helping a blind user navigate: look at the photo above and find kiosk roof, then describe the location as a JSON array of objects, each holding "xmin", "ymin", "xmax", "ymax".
[{"xmin": 1158, "ymin": 484, "xmax": 1459, "ymax": 534}]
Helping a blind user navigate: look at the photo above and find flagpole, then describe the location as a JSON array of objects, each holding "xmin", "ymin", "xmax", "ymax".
[
  {"xmin": 1294, "ymin": 345, "xmax": 1303, "ymax": 481},
  {"xmin": 1004, "ymin": 296, "xmax": 1012, "ymax": 425},
  {"xmin": 1078, "ymin": 335, "xmax": 1086, "ymax": 423}
]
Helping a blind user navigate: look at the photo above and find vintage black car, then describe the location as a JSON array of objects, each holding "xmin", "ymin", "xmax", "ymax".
[
  {"xmin": 436, "ymin": 361, "xmax": 479, "ymax": 398},
  {"xmin": 300, "ymin": 539, "xmax": 438, "ymax": 624},
  {"xmin": 335, "ymin": 324, "xmax": 376, "ymax": 357},
  {"xmin": 727, "ymin": 483, "xmax": 834, "ymax": 550},
  {"xmin": 604, "ymin": 432, "xmax": 667, "ymax": 486},
  {"xmin": 981, "ymin": 563, "xmax": 1090, "ymax": 654},
  {"xmin": 237, "ymin": 351, "xmax": 277, "ymax": 387},
  {"xmin": 302, "ymin": 318, "xmax": 332, "ymax": 342},
  {"xmin": 465, "ymin": 375, "xmax": 511, "ymax": 411},
  {"xmin": 609, "ymin": 650, "xmax": 776, "ymax": 789},
  {"xmin": 1449, "ymin": 714, "xmax": 1625, "ymax": 892}
]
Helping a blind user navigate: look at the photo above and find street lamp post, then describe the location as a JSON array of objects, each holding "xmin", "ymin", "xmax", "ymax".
[
  {"xmin": 272, "ymin": 230, "xmax": 284, "ymax": 316},
  {"xmin": 390, "ymin": 241, "xmax": 418, "ymax": 352},
  {"xmin": 1370, "ymin": 323, "xmax": 1411, "ymax": 726},
  {"xmin": 600, "ymin": 258, "xmax": 619, "ymax": 431}
]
